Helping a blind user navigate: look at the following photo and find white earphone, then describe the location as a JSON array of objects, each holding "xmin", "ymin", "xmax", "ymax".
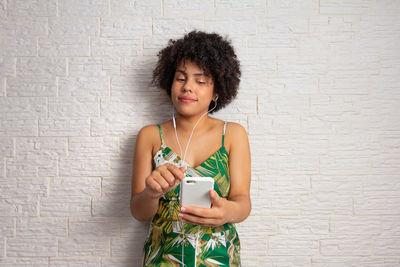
[
  {"xmin": 172, "ymin": 94, "xmax": 218, "ymax": 167},
  {"xmin": 172, "ymin": 95, "xmax": 218, "ymax": 266}
]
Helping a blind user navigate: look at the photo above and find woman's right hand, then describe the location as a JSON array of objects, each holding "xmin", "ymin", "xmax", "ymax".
[{"xmin": 144, "ymin": 163, "xmax": 186, "ymax": 199}]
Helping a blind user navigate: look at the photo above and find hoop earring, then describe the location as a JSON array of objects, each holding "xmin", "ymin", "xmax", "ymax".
[{"xmin": 209, "ymin": 97, "xmax": 218, "ymax": 112}]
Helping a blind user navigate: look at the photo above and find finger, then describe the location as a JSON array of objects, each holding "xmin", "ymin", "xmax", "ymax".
[
  {"xmin": 180, "ymin": 206, "xmax": 213, "ymax": 219},
  {"xmin": 166, "ymin": 178, "xmax": 180, "ymax": 192},
  {"xmin": 159, "ymin": 168, "xmax": 176, "ymax": 186},
  {"xmin": 210, "ymin": 190, "xmax": 221, "ymax": 205},
  {"xmin": 153, "ymin": 172, "xmax": 170, "ymax": 191},
  {"xmin": 172, "ymin": 179, "xmax": 180, "ymax": 188},
  {"xmin": 166, "ymin": 164, "xmax": 186, "ymax": 180},
  {"xmin": 146, "ymin": 177, "xmax": 163, "ymax": 197}
]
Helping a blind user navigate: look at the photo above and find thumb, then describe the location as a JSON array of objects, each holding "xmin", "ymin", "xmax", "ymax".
[
  {"xmin": 179, "ymin": 166, "xmax": 186, "ymax": 172},
  {"xmin": 178, "ymin": 166, "xmax": 186, "ymax": 181},
  {"xmin": 179, "ymin": 166, "xmax": 186, "ymax": 176},
  {"xmin": 210, "ymin": 190, "xmax": 221, "ymax": 205}
]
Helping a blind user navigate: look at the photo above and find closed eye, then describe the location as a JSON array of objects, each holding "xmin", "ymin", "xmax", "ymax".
[{"xmin": 175, "ymin": 78, "xmax": 207, "ymax": 84}]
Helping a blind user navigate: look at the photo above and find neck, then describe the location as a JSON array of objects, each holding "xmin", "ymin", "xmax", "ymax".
[{"xmin": 174, "ymin": 111, "xmax": 211, "ymax": 133}]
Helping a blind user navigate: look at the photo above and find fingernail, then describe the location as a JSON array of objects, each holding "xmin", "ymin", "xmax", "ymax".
[
  {"xmin": 180, "ymin": 207, "xmax": 186, "ymax": 212},
  {"xmin": 178, "ymin": 213, "xmax": 183, "ymax": 217}
]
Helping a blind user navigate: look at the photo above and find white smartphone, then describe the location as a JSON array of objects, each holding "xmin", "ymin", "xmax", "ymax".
[{"xmin": 180, "ymin": 177, "xmax": 214, "ymax": 208}]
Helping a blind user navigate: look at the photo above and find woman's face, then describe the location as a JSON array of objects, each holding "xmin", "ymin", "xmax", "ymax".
[{"xmin": 171, "ymin": 59, "xmax": 215, "ymax": 117}]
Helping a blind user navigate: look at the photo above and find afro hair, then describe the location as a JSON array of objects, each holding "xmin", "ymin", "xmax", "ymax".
[{"xmin": 151, "ymin": 30, "xmax": 241, "ymax": 113}]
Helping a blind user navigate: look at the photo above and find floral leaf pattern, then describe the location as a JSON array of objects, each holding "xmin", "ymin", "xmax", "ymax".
[{"xmin": 142, "ymin": 123, "xmax": 241, "ymax": 266}]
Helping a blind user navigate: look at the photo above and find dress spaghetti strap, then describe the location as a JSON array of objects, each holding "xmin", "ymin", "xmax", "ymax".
[
  {"xmin": 157, "ymin": 124, "xmax": 165, "ymax": 147},
  {"xmin": 222, "ymin": 121, "xmax": 227, "ymax": 147}
]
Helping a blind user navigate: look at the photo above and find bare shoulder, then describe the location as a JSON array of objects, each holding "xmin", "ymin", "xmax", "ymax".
[
  {"xmin": 137, "ymin": 124, "xmax": 158, "ymax": 139},
  {"xmin": 226, "ymin": 122, "xmax": 248, "ymax": 137},
  {"xmin": 136, "ymin": 124, "xmax": 161, "ymax": 151},
  {"xmin": 225, "ymin": 122, "xmax": 249, "ymax": 152}
]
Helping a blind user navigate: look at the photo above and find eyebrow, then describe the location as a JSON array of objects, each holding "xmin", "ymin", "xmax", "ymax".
[{"xmin": 176, "ymin": 69, "xmax": 210, "ymax": 77}]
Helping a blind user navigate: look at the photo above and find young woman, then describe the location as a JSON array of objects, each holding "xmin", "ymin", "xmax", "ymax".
[{"xmin": 130, "ymin": 30, "xmax": 251, "ymax": 266}]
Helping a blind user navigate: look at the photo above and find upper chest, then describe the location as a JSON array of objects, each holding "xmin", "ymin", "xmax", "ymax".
[{"xmin": 153, "ymin": 122, "xmax": 230, "ymax": 168}]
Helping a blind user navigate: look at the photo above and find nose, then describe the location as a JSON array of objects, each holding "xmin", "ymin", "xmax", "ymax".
[{"xmin": 182, "ymin": 78, "xmax": 195, "ymax": 92}]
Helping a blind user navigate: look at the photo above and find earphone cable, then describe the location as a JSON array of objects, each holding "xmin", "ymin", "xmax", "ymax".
[
  {"xmin": 173, "ymin": 99, "xmax": 218, "ymax": 168},
  {"xmin": 172, "ymin": 99, "xmax": 218, "ymax": 266}
]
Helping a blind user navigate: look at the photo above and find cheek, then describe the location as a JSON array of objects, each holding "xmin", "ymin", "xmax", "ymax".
[
  {"xmin": 200, "ymin": 87, "xmax": 214, "ymax": 100},
  {"xmin": 170, "ymin": 83, "xmax": 179, "ymax": 97}
]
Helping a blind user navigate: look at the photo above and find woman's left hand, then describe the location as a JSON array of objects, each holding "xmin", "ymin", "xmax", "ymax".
[{"xmin": 178, "ymin": 189, "xmax": 229, "ymax": 227}]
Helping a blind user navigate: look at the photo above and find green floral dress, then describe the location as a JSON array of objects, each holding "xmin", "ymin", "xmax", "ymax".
[{"xmin": 142, "ymin": 122, "xmax": 241, "ymax": 267}]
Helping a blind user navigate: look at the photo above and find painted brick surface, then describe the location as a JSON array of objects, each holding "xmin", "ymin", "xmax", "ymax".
[
  {"xmin": 110, "ymin": 0, "xmax": 161, "ymax": 16},
  {"xmin": 58, "ymin": 0, "xmax": 109, "ymax": 16},
  {"xmin": 0, "ymin": 0, "xmax": 399, "ymax": 265}
]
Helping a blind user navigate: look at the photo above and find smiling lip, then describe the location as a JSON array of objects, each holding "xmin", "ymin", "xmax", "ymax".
[{"xmin": 179, "ymin": 97, "xmax": 197, "ymax": 103}]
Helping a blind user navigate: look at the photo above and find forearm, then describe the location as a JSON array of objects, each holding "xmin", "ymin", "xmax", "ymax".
[
  {"xmin": 225, "ymin": 195, "xmax": 251, "ymax": 223},
  {"xmin": 130, "ymin": 188, "xmax": 159, "ymax": 222}
]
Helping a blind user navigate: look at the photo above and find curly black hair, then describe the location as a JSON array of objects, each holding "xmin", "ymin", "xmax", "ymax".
[{"xmin": 151, "ymin": 30, "xmax": 241, "ymax": 113}]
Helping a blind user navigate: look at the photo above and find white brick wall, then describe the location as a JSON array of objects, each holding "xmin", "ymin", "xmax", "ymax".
[{"xmin": 0, "ymin": 0, "xmax": 399, "ymax": 266}]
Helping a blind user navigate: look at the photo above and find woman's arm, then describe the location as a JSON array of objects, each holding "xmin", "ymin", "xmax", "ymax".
[
  {"xmin": 130, "ymin": 125, "xmax": 186, "ymax": 222},
  {"xmin": 178, "ymin": 122, "xmax": 251, "ymax": 226},
  {"xmin": 130, "ymin": 126, "xmax": 159, "ymax": 221}
]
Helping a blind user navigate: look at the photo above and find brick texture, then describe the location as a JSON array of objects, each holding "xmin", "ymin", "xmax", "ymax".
[{"xmin": 0, "ymin": 0, "xmax": 399, "ymax": 265}]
